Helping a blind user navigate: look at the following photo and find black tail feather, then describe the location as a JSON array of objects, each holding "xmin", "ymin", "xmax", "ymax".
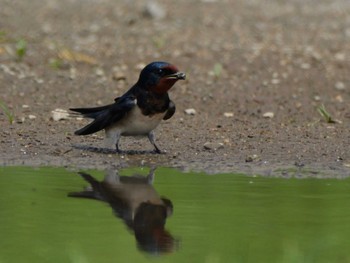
[
  {"xmin": 74, "ymin": 112, "xmax": 111, "ymax": 135},
  {"xmin": 71, "ymin": 106, "xmax": 113, "ymax": 135},
  {"xmin": 78, "ymin": 172, "xmax": 100, "ymax": 186},
  {"xmin": 70, "ymin": 104, "xmax": 112, "ymax": 119},
  {"xmin": 70, "ymin": 96, "xmax": 134, "ymax": 136},
  {"xmin": 74, "ymin": 120, "xmax": 104, "ymax": 135}
]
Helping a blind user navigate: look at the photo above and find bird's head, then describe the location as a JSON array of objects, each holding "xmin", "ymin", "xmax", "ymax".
[{"xmin": 137, "ymin": 61, "xmax": 186, "ymax": 94}]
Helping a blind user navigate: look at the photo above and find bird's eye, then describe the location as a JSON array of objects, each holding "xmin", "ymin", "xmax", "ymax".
[{"xmin": 158, "ymin": 69, "xmax": 163, "ymax": 75}]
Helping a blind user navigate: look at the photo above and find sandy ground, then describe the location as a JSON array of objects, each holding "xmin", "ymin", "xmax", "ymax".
[{"xmin": 1, "ymin": 0, "xmax": 349, "ymax": 177}]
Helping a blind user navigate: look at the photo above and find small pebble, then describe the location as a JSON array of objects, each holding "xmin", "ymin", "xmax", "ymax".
[
  {"xmin": 335, "ymin": 81, "xmax": 345, "ymax": 91},
  {"xmin": 184, "ymin": 108, "xmax": 196, "ymax": 115},
  {"xmin": 28, "ymin": 115, "xmax": 36, "ymax": 120},
  {"xmin": 314, "ymin": 95, "xmax": 321, "ymax": 101},
  {"xmin": 0, "ymin": 64, "xmax": 16, "ymax": 76},
  {"xmin": 263, "ymin": 112, "xmax": 274, "ymax": 118},
  {"xmin": 136, "ymin": 63, "xmax": 146, "ymax": 70},
  {"xmin": 70, "ymin": 68, "xmax": 77, "ymax": 80},
  {"xmin": 223, "ymin": 112, "xmax": 234, "ymax": 117},
  {"xmin": 334, "ymin": 53, "xmax": 345, "ymax": 61},
  {"xmin": 271, "ymin": 79, "xmax": 280, "ymax": 84},
  {"xmin": 203, "ymin": 142, "xmax": 224, "ymax": 151},
  {"xmin": 245, "ymin": 154, "xmax": 259, "ymax": 162},
  {"xmin": 95, "ymin": 68, "xmax": 105, "ymax": 77},
  {"xmin": 112, "ymin": 71, "xmax": 127, "ymax": 81},
  {"xmin": 300, "ymin": 63, "xmax": 310, "ymax": 69},
  {"xmin": 143, "ymin": 1, "xmax": 166, "ymax": 20},
  {"xmin": 295, "ymin": 102, "xmax": 302, "ymax": 108},
  {"xmin": 51, "ymin": 108, "xmax": 70, "ymax": 121},
  {"xmin": 17, "ymin": 117, "xmax": 25, "ymax": 123},
  {"xmin": 335, "ymin": 95, "xmax": 343, "ymax": 103}
]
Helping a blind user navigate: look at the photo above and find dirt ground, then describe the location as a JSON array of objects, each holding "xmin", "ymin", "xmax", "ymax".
[{"xmin": 1, "ymin": 0, "xmax": 349, "ymax": 177}]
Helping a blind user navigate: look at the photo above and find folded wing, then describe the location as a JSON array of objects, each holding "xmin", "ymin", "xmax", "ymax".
[
  {"xmin": 70, "ymin": 96, "xmax": 136, "ymax": 135},
  {"xmin": 163, "ymin": 100, "xmax": 176, "ymax": 120}
]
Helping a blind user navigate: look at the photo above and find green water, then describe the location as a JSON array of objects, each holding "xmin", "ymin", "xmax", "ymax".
[{"xmin": 1, "ymin": 167, "xmax": 350, "ymax": 263}]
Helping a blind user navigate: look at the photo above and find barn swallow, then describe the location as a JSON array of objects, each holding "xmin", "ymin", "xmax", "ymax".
[{"xmin": 70, "ymin": 61, "xmax": 186, "ymax": 153}]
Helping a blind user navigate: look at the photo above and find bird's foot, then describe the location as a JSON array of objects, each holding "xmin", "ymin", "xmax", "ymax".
[
  {"xmin": 115, "ymin": 144, "xmax": 122, "ymax": 154},
  {"xmin": 153, "ymin": 147, "xmax": 166, "ymax": 154}
]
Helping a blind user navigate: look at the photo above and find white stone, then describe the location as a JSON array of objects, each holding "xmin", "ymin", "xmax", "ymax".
[
  {"xmin": 263, "ymin": 112, "xmax": 274, "ymax": 118},
  {"xmin": 223, "ymin": 112, "xmax": 234, "ymax": 117},
  {"xmin": 184, "ymin": 108, "xmax": 196, "ymax": 115},
  {"xmin": 51, "ymin": 108, "xmax": 70, "ymax": 121}
]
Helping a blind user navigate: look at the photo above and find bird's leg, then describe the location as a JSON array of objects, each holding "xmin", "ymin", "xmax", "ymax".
[
  {"xmin": 147, "ymin": 166, "xmax": 157, "ymax": 184},
  {"xmin": 115, "ymin": 131, "xmax": 122, "ymax": 153},
  {"xmin": 105, "ymin": 128, "xmax": 122, "ymax": 153},
  {"xmin": 104, "ymin": 170, "xmax": 120, "ymax": 185},
  {"xmin": 115, "ymin": 143, "xmax": 120, "ymax": 153},
  {"xmin": 148, "ymin": 131, "xmax": 161, "ymax": 154}
]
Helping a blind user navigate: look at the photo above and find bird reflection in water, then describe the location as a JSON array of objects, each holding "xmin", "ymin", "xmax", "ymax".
[{"xmin": 68, "ymin": 168, "xmax": 177, "ymax": 254}]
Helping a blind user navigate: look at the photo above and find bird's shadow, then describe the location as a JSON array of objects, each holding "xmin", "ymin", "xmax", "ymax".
[{"xmin": 72, "ymin": 144, "xmax": 165, "ymax": 155}]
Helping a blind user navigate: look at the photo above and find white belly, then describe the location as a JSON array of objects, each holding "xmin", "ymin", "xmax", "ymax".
[{"xmin": 107, "ymin": 106, "xmax": 165, "ymax": 137}]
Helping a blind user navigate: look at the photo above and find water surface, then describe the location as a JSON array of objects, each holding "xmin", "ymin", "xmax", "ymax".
[{"xmin": 1, "ymin": 167, "xmax": 350, "ymax": 262}]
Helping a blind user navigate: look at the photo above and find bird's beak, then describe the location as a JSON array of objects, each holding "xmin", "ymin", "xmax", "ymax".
[{"xmin": 166, "ymin": 72, "xmax": 186, "ymax": 80}]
